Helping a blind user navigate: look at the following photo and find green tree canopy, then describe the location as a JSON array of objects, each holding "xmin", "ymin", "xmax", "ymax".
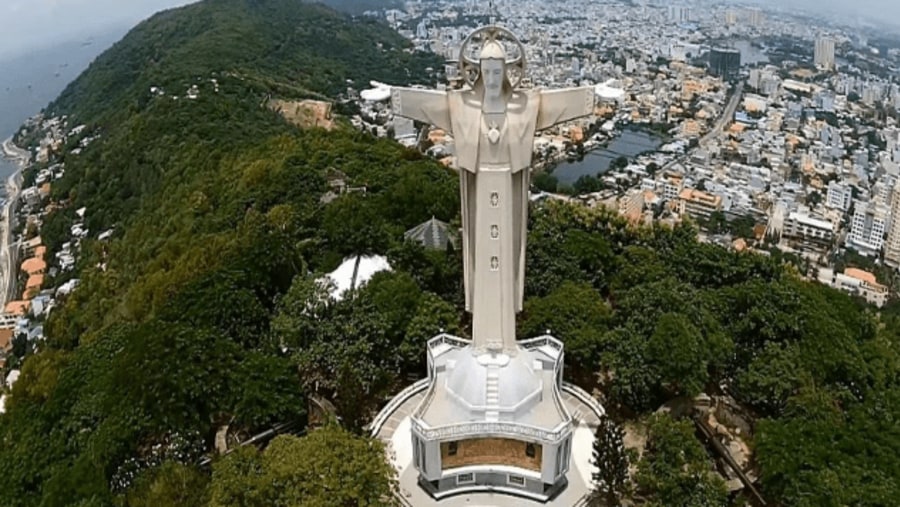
[{"xmin": 208, "ymin": 427, "xmax": 397, "ymax": 506}]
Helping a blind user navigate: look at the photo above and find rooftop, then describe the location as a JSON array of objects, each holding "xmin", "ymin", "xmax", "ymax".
[
  {"xmin": 415, "ymin": 337, "xmax": 569, "ymax": 440},
  {"xmin": 404, "ymin": 217, "xmax": 457, "ymax": 250}
]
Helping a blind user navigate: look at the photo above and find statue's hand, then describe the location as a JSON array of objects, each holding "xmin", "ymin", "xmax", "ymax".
[{"xmin": 361, "ymin": 81, "xmax": 392, "ymax": 102}]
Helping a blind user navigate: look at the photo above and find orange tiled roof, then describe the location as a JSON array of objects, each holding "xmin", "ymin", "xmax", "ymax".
[
  {"xmin": 20, "ymin": 258, "xmax": 46, "ymax": 275},
  {"xmin": 26, "ymin": 274, "xmax": 44, "ymax": 290},
  {"xmin": 0, "ymin": 329, "xmax": 13, "ymax": 352},
  {"xmin": 844, "ymin": 268, "xmax": 878, "ymax": 285},
  {"xmin": 4, "ymin": 301, "xmax": 30, "ymax": 316}
]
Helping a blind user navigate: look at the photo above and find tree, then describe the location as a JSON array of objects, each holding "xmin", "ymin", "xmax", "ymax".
[
  {"xmin": 124, "ymin": 462, "xmax": 210, "ymax": 507},
  {"xmin": 636, "ymin": 413, "xmax": 727, "ymax": 507},
  {"xmin": 533, "ymin": 171, "xmax": 559, "ymax": 193},
  {"xmin": 705, "ymin": 210, "xmax": 728, "ymax": 234},
  {"xmin": 273, "ymin": 276, "xmax": 399, "ymax": 429},
  {"xmin": 647, "ymin": 313, "xmax": 708, "ymax": 397},
  {"xmin": 591, "ymin": 415, "xmax": 630, "ymax": 506},
  {"xmin": 322, "ymin": 193, "xmax": 393, "ymax": 258},
  {"xmin": 574, "ymin": 174, "xmax": 605, "ymax": 194},
  {"xmin": 520, "ymin": 281, "xmax": 611, "ymax": 378},
  {"xmin": 403, "ymin": 292, "xmax": 461, "ymax": 374},
  {"xmin": 208, "ymin": 426, "xmax": 398, "ymax": 506},
  {"xmin": 807, "ymin": 190, "xmax": 823, "ymax": 207},
  {"xmin": 611, "ymin": 156, "xmax": 629, "ymax": 170}
]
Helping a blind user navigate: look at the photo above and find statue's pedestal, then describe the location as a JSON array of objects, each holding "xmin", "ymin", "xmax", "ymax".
[{"xmin": 371, "ymin": 334, "xmax": 606, "ymax": 504}]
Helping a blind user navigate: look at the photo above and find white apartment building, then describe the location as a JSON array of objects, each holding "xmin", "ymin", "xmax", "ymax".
[
  {"xmin": 815, "ymin": 37, "xmax": 836, "ymax": 71},
  {"xmin": 826, "ymin": 180, "xmax": 852, "ymax": 211},
  {"xmin": 847, "ymin": 201, "xmax": 888, "ymax": 255},
  {"xmin": 818, "ymin": 268, "xmax": 889, "ymax": 307},
  {"xmin": 783, "ymin": 212, "xmax": 835, "ymax": 247},
  {"xmin": 662, "ymin": 172, "xmax": 684, "ymax": 201},
  {"xmin": 884, "ymin": 183, "xmax": 900, "ymax": 267}
]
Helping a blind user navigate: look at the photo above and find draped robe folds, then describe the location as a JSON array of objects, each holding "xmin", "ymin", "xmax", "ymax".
[{"xmin": 392, "ymin": 85, "xmax": 594, "ymax": 353}]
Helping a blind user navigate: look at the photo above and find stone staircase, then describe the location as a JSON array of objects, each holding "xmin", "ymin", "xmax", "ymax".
[{"xmin": 485, "ymin": 367, "xmax": 500, "ymax": 421}]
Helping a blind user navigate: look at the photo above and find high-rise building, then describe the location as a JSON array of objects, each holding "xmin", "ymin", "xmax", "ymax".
[
  {"xmin": 416, "ymin": 20, "xmax": 429, "ymax": 40},
  {"xmin": 815, "ymin": 37, "xmax": 836, "ymax": 71},
  {"xmin": 708, "ymin": 48, "xmax": 741, "ymax": 80},
  {"xmin": 847, "ymin": 201, "xmax": 888, "ymax": 255},
  {"xmin": 668, "ymin": 5, "xmax": 692, "ymax": 23},
  {"xmin": 884, "ymin": 182, "xmax": 900, "ymax": 267},
  {"xmin": 826, "ymin": 180, "xmax": 852, "ymax": 211},
  {"xmin": 724, "ymin": 10, "xmax": 738, "ymax": 26},
  {"xmin": 746, "ymin": 8, "xmax": 764, "ymax": 26}
]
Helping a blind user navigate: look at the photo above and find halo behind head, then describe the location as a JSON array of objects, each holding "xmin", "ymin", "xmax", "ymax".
[
  {"xmin": 479, "ymin": 40, "xmax": 507, "ymax": 61},
  {"xmin": 458, "ymin": 25, "xmax": 526, "ymax": 89}
]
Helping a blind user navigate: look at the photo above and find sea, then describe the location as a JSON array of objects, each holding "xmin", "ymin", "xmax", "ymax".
[{"xmin": 0, "ymin": 28, "xmax": 126, "ymax": 180}]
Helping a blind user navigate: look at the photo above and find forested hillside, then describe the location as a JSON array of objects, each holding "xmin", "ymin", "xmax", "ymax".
[
  {"xmin": 1, "ymin": 0, "xmax": 450, "ymax": 505},
  {"xmin": 0, "ymin": 0, "xmax": 898, "ymax": 505}
]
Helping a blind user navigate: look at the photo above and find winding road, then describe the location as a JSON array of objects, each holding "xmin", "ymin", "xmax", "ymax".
[{"xmin": 0, "ymin": 138, "xmax": 27, "ymax": 308}]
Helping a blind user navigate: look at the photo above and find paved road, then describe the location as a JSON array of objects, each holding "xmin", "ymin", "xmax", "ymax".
[
  {"xmin": 663, "ymin": 79, "xmax": 745, "ymax": 171},
  {"xmin": 0, "ymin": 155, "xmax": 24, "ymax": 307},
  {"xmin": 703, "ymin": 80, "xmax": 745, "ymax": 147}
]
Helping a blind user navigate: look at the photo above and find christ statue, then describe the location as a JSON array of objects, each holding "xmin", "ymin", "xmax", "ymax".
[{"xmin": 390, "ymin": 26, "xmax": 595, "ymax": 355}]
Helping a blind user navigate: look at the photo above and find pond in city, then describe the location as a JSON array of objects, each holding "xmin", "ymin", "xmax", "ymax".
[
  {"xmin": 733, "ymin": 40, "xmax": 770, "ymax": 65},
  {"xmin": 551, "ymin": 128, "xmax": 664, "ymax": 184}
]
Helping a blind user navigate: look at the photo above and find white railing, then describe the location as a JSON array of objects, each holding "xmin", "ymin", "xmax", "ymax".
[
  {"xmin": 562, "ymin": 382, "xmax": 606, "ymax": 419},
  {"xmin": 427, "ymin": 333, "xmax": 471, "ymax": 351},
  {"xmin": 520, "ymin": 334, "xmax": 564, "ymax": 353},
  {"xmin": 411, "ymin": 418, "xmax": 570, "ymax": 443},
  {"xmin": 368, "ymin": 378, "xmax": 430, "ymax": 438}
]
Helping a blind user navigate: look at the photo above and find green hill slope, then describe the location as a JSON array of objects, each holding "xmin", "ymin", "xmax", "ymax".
[
  {"xmin": 50, "ymin": 0, "xmax": 435, "ymax": 122},
  {"xmin": 1, "ymin": 0, "xmax": 899, "ymax": 505},
  {"xmin": 1, "ymin": 1, "xmax": 457, "ymax": 505}
]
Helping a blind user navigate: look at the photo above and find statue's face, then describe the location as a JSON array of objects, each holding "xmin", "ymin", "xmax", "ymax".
[{"xmin": 481, "ymin": 58, "xmax": 505, "ymax": 95}]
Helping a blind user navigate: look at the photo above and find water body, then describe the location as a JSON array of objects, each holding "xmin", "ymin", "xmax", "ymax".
[
  {"xmin": 0, "ymin": 157, "xmax": 15, "ymax": 185},
  {"xmin": 552, "ymin": 129, "xmax": 664, "ymax": 184},
  {"xmin": 0, "ymin": 27, "xmax": 126, "ymax": 179},
  {"xmin": 732, "ymin": 40, "xmax": 770, "ymax": 66}
]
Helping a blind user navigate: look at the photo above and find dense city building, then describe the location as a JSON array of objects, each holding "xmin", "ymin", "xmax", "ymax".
[{"xmin": 708, "ymin": 48, "xmax": 741, "ymax": 81}]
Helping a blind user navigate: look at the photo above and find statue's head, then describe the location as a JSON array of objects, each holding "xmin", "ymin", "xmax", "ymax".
[
  {"xmin": 479, "ymin": 40, "xmax": 507, "ymax": 96},
  {"xmin": 458, "ymin": 26, "xmax": 525, "ymax": 113}
]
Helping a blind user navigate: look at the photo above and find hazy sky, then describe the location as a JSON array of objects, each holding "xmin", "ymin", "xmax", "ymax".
[
  {"xmin": 735, "ymin": 0, "xmax": 900, "ymax": 28},
  {"xmin": 0, "ymin": 0, "xmax": 197, "ymax": 59},
  {"xmin": 1, "ymin": 0, "xmax": 898, "ymax": 60}
]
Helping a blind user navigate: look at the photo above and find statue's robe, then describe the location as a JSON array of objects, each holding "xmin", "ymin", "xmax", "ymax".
[{"xmin": 392, "ymin": 85, "xmax": 594, "ymax": 351}]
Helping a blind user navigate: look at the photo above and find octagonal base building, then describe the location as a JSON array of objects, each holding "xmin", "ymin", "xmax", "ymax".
[{"xmin": 409, "ymin": 334, "xmax": 573, "ymax": 501}]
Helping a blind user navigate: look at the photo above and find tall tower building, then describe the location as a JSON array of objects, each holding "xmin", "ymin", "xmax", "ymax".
[
  {"xmin": 847, "ymin": 201, "xmax": 888, "ymax": 256},
  {"xmin": 884, "ymin": 182, "xmax": 900, "ymax": 267},
  {"xmin": 724, "ymin": 10, "xmax": 738, "ymax": 26},
  {"xmin": 815, "ymin": 37, "xmax": 836, "ymax": 71},
  {"xmin": 668, "ymin": 5, "xmax": 691, "ymax": 23},
  {"xmin": 708, "ymin": 48, "xmax": 741, "ymax": 81},
  {"xmin": 746, "ymin": 8, "xmax": 763, "ymax": 26}
]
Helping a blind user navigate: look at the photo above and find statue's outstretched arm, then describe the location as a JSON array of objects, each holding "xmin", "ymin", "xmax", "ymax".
[
  {"xmin": 391, "ymin": 87, "xmax": 452, "ymax": 133},
  {"xmin": 536, "ymin": 87, "xmax": 596, "ymax": 130}
]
